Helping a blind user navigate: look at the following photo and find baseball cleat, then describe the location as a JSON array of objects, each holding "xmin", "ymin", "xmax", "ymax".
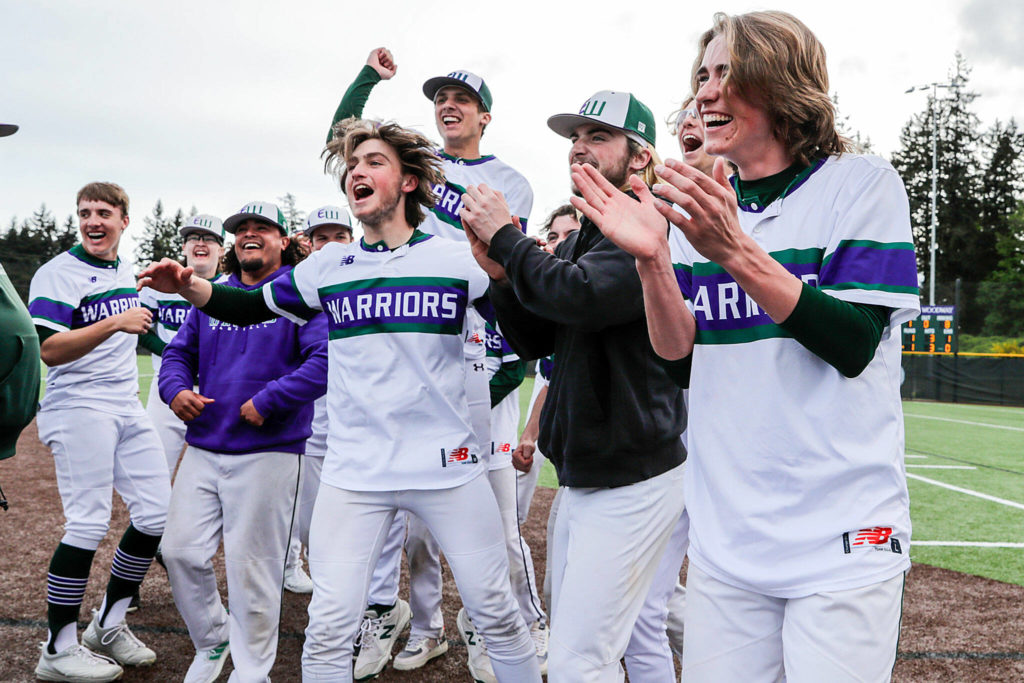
[
  {"xmin": 183, "ymin": 641, "xmax": 230, "ymax": 683},
  {"xmin": 36, "ymin": 641, "xmax": 124, "ymax": 682},
  {"xmin": 392, "ymin": 631, "xmax": 449, "ymax": 671},
  {"xmin": 530, "ymin": 619, "xmax": 550, "ymax": 675},
  {"xmin": 457, "ymin": 608, "xmax": 496, "ymax": 683},
  {"xmin": 82, "ymin": 611, "xmax": 156, "ymax": 667},
  {"xmin": 283, "ymin": 563, "xmax": 314, "ymax": 594},
  {"xmin": 353, "ymin": 599, "xmax": 412, "ymax": 679}
]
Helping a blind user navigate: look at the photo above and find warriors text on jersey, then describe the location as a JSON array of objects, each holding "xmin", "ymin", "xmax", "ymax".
[{"xmin": 264, "ymin": 230, "xmax": 489, "ymax": 492}]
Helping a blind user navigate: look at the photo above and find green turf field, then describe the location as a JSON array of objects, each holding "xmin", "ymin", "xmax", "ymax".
[{"xmin": 133, "ymin": 362, "xmax": 1024, "ymax": 586}]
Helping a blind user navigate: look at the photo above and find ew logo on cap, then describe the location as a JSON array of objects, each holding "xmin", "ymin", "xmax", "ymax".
[
  {"xmin": 448, "ymin": 71, "xmax": 471, "ymax": 82},
  {"xmin": 579, "ymin": 99, "xmax": 607, "ymax": 117}
]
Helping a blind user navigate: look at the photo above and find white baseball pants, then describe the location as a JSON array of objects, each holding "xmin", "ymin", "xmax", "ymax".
[
  {"xmin": 683, "ymin": 564, "xmax": 905, "ymax": 683},
  {"xmin": 145, "ymin": 359, "xmax": 187, "ymax": 475}
]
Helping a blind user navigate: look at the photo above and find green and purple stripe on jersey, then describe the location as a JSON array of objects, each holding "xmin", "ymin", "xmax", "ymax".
[{"xmin": 29, "ymin": 288, "xmax": 142, "ymax": 330}]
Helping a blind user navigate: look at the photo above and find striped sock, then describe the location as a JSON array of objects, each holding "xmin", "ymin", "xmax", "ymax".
[
  {"xmin": 46, "ymin": 543, "xmax": 96, "ymax": 654},
  {"xmin": 98, "ymin": 525, "xmax": 161, "ymax": 628}
]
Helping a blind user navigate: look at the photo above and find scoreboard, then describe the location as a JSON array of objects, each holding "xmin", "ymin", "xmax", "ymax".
[{"xmin": 902, "ymin": 305, "xmax": 957, "ymax": 353}]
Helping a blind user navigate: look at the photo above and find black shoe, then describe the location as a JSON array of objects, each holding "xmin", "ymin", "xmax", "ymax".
[
  {"xmin": 155, "ymin": 548, "xmax": 166, "ymax": 572},
  {"xmin": 126, "ymin": 588, "xmax": 140, "ymax": 613}
]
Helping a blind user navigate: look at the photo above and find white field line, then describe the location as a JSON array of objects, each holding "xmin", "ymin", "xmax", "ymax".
[
  {"xmin": 906, "ymin": 465, "xmax": 976, "ymax": 470},
  {"xmin": 913, "ymin": 541, "xmax": 1024, "ymax": 548},
  {"xmin": 906, "ymin": 473, "xmax": 1024, "ymax": 511},
  {"xmin": 905, "ymin": 454, "xmax": 928, "ymax": 459},
  {"xmin": 904, "ymin": 413, "xmax": 1024, "ymax": 432}
]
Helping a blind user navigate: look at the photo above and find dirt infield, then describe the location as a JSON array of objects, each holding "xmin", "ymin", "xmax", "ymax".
[{"xmin": 2, "ymin": 422, "xmax": 1022, "ymax": 682}]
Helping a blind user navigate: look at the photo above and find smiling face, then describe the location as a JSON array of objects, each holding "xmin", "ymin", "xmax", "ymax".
[
  {"xmin": 233, "ymin": 219, "xmax": 288, "ymax": 282},
  {"xmin": 675, "ymin": 99, "xmax": 715, "ymax": 176},
  {"xmin": 434, "ymin": 85, "xmax": 491, "ymax": 150},
  {"xmin": 344, "ymin": 138, "xmax": 416, "ymax": 229},
  {"xmin": 695, "ymin": 34, "xmax": 785, "ymax": 178},
  {"xmin": 544, "ymin": 214, "xmax": 580, "ymax": 253},
  {"xmin": 181, "ymin": 231, "xmax": 224, "ymax": 278},
  {"xmin": 77, "ymin": 200, "xmax": 128, "ymax": 261},
  {"xmin": 309, "ymin": 224, "xmax": 353, "ymax": 251}
]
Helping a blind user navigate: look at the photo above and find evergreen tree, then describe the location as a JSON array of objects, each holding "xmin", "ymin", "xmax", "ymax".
[
  {"xmin": 278, "ymin": 192, "xmax": 305, "ymax": 234},
  {"xmin": 134, "ymin": 200, "xmax": 183, "ymax": 269},
  {"xmin": 977, "ymin": 202, "xmax": 1024, "ymax": 335}
]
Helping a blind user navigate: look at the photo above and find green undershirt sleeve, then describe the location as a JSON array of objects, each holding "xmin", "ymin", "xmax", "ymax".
[
  {"xmin": 490, "ymin": 359, "xmax": 527, "ymax": 408},
  {"xmin": 35, "ymin": 325, "xmax": 57, "ymax": 343},
  {"xmin": 200, "ymin": 283, "xmax": 278, "ymax": 327},
  {"xmin": 779, "ymin": 283, "xmax": 891, "ymax": 378},
  {"xmin": 137, "ymin": 329, "xmax": 167, "ymax": 356},
  {"xmin": 326, "ymin": 65, "xmax": 382, "ymax": 142}
]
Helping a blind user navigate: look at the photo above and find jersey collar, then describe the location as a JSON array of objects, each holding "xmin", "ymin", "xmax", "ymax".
[
  {"xmin": 360, "ymin": 228, "xmax": 433, "ymax": 253},
  {"xmin": 730, "ymin": 156, "xmax": 827, "ymax": 213},
  {"xmin": 69, "ymin": 243, "xmax": 119, "ymax": 269},
  {"xmin": 437, "ymin": 149, "xmax": 495, "ymax": 167}
]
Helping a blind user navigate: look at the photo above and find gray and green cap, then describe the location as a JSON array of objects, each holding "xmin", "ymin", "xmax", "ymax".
[
  {"xmin": 547, "ymin": 90, "xmax": 656, "ymax": 147},
  {"xmin": 423, "ymin": 70, "xmax": 493, "ymax": 111},
  {"xmin": 304, "ymin": 205, "xmax": 353, "ymax": 237},
  {"xmin": 179, "ymin": 214, "xmax": 225, "ymax": 241},
  {"xmin": 222, "ymin": 201, "xmax": 288, "ymax": 235}
]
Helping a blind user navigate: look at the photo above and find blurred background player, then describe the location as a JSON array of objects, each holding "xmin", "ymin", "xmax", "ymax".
[
  {"xmin": 0, "ymin": 121, "xmax": 40, "ymax": 506},
  {"xmin": 573, "ymin": 12, "xmax": 919, "ymax": 680},
  {"xmin": 29, "ymin": 182, "xmax": 170, "ymax": 682},
  {"xmin": 461, "ymin": 90, "xmax": 688, "ymax": 681},
  {"xmin": 158, "ymin": 201, "xmax": 327, "ymax": 683},
  {"xmin": 327, "ymin": 47, "xmax": 545, "ymax": 680}
]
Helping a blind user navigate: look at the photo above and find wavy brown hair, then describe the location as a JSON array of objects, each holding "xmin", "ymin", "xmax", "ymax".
[
  {"xmin": 324, "ymin": 118, "xmax": 443, "ymax": 228},
  {"xmin": 692, "ymin": 11, "xmax": 851, "ymax": 165},
  {"xmin": 77, "ymin": 182, "xmax": 130, "ymax": 217}
]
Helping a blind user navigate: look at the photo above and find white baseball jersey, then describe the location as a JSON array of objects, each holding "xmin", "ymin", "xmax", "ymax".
[
  {"xmin": 485, "ymin": 320, "xmax": 520, "ymax": 471},
  {"xmin": 138, "ymin": 287, "xmax": 191, "ymax": 374},
  {"xmin": 423, "ymin": 152, "xmax": 534, "ymax": 241},
  {"xmin": 29, "ymin": 245, "xmax": 146, "ymax": 414},
  {"xmin": 676, "ymin": 154, "xmax": 921, "ymax": 597},
  {"xmin": 263, "ymin": 230, "xmax": 489, "ymax": 491}
]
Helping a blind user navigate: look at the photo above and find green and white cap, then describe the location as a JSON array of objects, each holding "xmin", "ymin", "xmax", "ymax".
[
  {"xmin": 179, "ymin": 214, "xmax": 225, "ymax": 241},
  {"xmin": 423, "ymin": 70, "xmax": 493, "ymax": 111},
  {"xmin": 304, "ymin": 205, "xmax": 353, "ymax": 236},
  {"xmin": 223, "ymin": 201, "xmax": 287, "ymax": 234},
  {"xmin": 547, "ymin": 90, "xmax": 656, "ymax": 147}
]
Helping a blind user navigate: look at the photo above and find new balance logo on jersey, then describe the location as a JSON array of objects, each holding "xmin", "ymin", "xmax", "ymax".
[
  {"xmin": 494, "ymin": 442, "xmax": 512, "ymax": 454},
  {"xmin": 339, "ymin": 255, "xmax": 355, "ymax": 266},
  {"xmin": 440, "ymin": 447, "xmax": 478, "ymax": 467},
  {"xmin": 842, "ymin": 526, "xmax": 902, "ymax": 554}
]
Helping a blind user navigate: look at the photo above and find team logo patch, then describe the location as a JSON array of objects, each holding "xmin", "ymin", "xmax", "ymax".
[
  {"xmin": 494, "ymin": 442, "xmax": 512, "ymax": 454},
  {"xmin": 842, "ymin": 526, "xmax": 902, "ymax": 555},
  {"xmin": 339, "ymin": 255, "xmax": 355, "ymax": 266},
  {"xmin": 440, "ymin": 446, "xmax": 478, "ymax": 467}
]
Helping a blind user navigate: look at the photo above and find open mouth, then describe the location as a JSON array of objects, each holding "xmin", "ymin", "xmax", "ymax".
[
  {"xmin": 86, "ymin": 230, "xmax": 106, "ymax": 241},
  {"xmin": 703, "ymin": 113, "xmax": 733, "ymax": 129},
  {"xmin": 682, "ymin": 134, "xmax": 703, "ymax": 153},
  {"xmin": 353, "ymin": 183, "xmax": 374, "ymax": 201},
  {"xmin": 241, "ymin": 241, "xmax": 262, "ymax": 251},
  {"xmin": 441, "ymin": 114, "xmax": 460, "ymax": 125}
]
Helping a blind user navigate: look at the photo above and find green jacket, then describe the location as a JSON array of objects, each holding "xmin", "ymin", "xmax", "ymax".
[{"xmin": 0, "ymin": 262, "xmax": 40, "ymax": 459}]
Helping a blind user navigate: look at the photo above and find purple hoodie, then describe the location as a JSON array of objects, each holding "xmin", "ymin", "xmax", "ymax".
[{"xmin": 158, "ymin": 267, "xmax": 328, "ymax": 455}]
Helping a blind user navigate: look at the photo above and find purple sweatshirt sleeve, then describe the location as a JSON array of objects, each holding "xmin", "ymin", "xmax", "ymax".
[
  {"xmin": 158, "ymin": 307, "xmax": 200, "ymax": 405},
  {"xmin": 250, "ymin": 312, "xmax": 328, "ymax": 419}
]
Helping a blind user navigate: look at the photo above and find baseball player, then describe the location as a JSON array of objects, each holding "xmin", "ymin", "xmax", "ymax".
[
  {"xmin": 461, "ymin": 90, "xmax": 688, "ymax": 681},
  {"xmin": 138, "ymin": 214, "xmax": 226, "ymax": 476},
  {"xmin": 0, "ymin": 121, "xmax": 41, "ymax": 476},
  {"xmin": 572, "ymin": 11, "xmax": 919, "ymax": 681},
  {"xmin": 328, "ymin": 48, "xmax": 546, "ymax": 678},
  {"xmin": 29, "ymin": 182, "xmax": 171, "ymax": 682},
  {"xmin": 139, "ymin": 118, "xmax": 542, "ymax": 683},
  {"xmin": 157, "ymin": 201, "xmax": 328, "ymax": 683}
]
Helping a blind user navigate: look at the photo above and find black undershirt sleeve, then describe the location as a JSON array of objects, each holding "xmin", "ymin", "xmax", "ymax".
[
  {"xmin": 35, "ymin": 325, "xmax": 57, "ymax": 343},
  {"xmin": 657, "ymin": 354, "xmax": 693, "ymax": 389},
  {"xmin": 779, "ymin": 283, "xmax": 891, "ymax": 378}
]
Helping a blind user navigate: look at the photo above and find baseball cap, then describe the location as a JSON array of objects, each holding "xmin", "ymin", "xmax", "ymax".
[
  {"xmin": 179, "ymin": 214, "xmax": 225, "ymax": 241},
  {"xmin": 222, "ymin": 201, "xmax": 288, "ymax": 235},
  {"xmin": 304, "ymin": 205, "xmax": 353, "ymax": 237},
  {"xmin": 422, "ymin": 71, "xmax": 493, "ymax": 112},
  {"xmin": 0, "ymin": 124, "xmax": 18, "ymax": 137},
  {"xmin": 548, "ymin": 90, "xmax": 657, "ymax": 147}
]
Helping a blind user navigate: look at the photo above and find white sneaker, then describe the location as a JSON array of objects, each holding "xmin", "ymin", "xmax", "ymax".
[
  {"xmin": 457, "ymin": 608, "xmax": 496, "ymax": 683},
  {"xmin": 392, "ymin": 632, "xmax": 449, "ymax": 671},
  {"xmin": 353, "ymin": 599, "xmax": 411, "ymax": 680},
  {"xmin": 184, "ymin": 641, "xmax": 230, "ymax": 683},
  {"xmin": 82, "ymin": 611, "xmax": 156, "ymax": 667},
  {"xmin": 530, "ymin": 619, "xmax": 549, "ymax": 675},
  {"xmin": 35, "ymin": 642, "xmax": 124, "ymax": 682},
  {"xmin": 283, "ymin": 563, "xmax": 314, "ymax": 594}
]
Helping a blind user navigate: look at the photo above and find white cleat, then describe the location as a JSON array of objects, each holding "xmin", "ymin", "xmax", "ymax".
[
  {"xmin": 457, "ymin": 608, "xmax": 497, "ymax": 683},
  {"xmin": 530, "ymin": 619, "xmax": 550, "ymax": 676},
  {"xmin": 392, "ymin": 631, "xmax": 449, "ymax": 671},
  {"xmin": 283, "ymin": 563, "xmax": 314, "ymax": 594},
  {"xmin": 353, "ymin": 599, "xmax": 412, "ymax": 679},
  {"xmin": 82, "ymin": 612, "xmax": 155, "ymax": 667},
  {"xmin": 183, "ymin": 641, "xmax": 230, "ymax": 683},
  {"xmin": 35, "ymin": 641, "xmax": 124, "ymax": 682}
]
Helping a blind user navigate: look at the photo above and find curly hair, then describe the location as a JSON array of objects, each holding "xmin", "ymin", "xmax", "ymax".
[
  {"xmin": 323, "ymin": 118, "xmax": 443, "ymax": 228},
  {"xmin": 692, "ymin": 11, "xmax": 851, "ymax": 166}
]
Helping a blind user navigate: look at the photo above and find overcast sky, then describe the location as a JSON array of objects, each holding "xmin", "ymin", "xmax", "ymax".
[{"xmin": 2, "ymin": 0, "xmax": 1022, "ymax": 255}]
